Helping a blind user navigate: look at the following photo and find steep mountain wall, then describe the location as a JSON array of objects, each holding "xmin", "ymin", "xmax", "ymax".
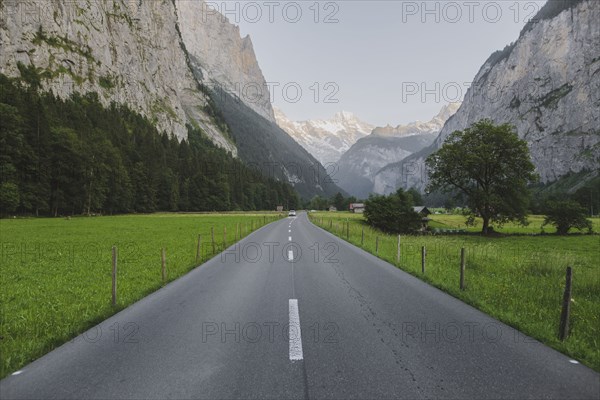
[
  {"xmin": 212, "ymin": 90, "xmax": 345, "ymax": 199},
  {"xmin": 379, "ymin": 0, "xmax": 600, "ymax": 193},
  {"xmin": 0, "ymin": 0, "xmax": 235, "ymax": 153},
  {"xmin": 175, "ymin": 0, "xmax": 275, "ymax": 123}
]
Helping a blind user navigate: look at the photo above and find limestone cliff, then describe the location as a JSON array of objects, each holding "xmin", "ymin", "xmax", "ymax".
[
  {"xmin": 1, "ymin": 0, "xmax": 276, "ymax": 155},
  {"xmin": 375, "ymin": 0, "xmax": 600, "ymax": 193},
  {"xmin": 175, "ymin": 0, "xmax": 275, "ymax": 123}
]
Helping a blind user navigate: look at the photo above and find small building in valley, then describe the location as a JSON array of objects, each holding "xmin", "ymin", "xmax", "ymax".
[
  {"xmin": 329, "ymin": 206, "xmax": 338, "ymax": 212},
  {"xmin": 412, "ymin": 206, "xmax": 431, "ymax": 217},
  {"xmin": 413, "ymin": 206, "xmax": 432, "ymax": 230},
  {"xmin": 349, "ymin": 203, "xmax": 365, "ymax": 213}
]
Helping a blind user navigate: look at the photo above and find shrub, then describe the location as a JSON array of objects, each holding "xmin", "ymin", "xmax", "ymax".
[
  {"xmin": 542, "ymin": 200, "xmax": 592, "ymax": 235},
  {"xmin": 364, "ymin": 189, "xmax": 422, "ymax": 234}
]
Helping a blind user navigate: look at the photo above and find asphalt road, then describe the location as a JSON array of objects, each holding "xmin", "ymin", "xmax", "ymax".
[{"xmin": 1, "ymin": 212, "xmax": 598, "ymax": 399}]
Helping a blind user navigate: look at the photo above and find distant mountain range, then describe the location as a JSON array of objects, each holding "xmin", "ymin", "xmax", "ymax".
[
  {"xmin": 335, "ymin": 103, "xmax": 460, "ymax": 198},
  {"xmin": 274, "ymin": 109, "xmax": 374, "ymax": 166}
]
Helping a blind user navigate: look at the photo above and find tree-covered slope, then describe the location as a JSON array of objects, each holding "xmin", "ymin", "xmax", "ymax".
[
  {"xmin": 211, "ymin": 90, "xmax": 345, "ymax": 200},
  {"xmin": 0, "ymin": 74, "xmax": 299, "ymax": 216}
]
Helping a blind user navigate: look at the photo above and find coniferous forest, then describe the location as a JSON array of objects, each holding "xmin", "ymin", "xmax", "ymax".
[{"xmin": 0, "ymin": 74, "xmax": 300, "ymax": 216}]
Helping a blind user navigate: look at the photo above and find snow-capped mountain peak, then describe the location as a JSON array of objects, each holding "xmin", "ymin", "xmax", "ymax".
[
  {"xmin": 275, "ymin": 108, "xmax": 374, "ymax": 165},
  {"xmin": 371, "ymin": 102, "xmax": 461, "ymax": 138}
]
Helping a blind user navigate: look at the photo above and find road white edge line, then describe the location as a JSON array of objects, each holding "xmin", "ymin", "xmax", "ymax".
[{"xmin": 289, "ymin": 299, "xmax": 304, "ymax": 361}]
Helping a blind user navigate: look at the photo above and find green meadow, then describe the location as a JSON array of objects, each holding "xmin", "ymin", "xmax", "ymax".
[
  {"xmin": 0, "ymin": 213, "xmax": 282, "ymax": 378},
  {"xmin": 309, "ymin": 212, "xmax": 600, "ymax": 371},
  {"xmin": 426, "ymin": 213, "xmax": 600, "ymax": 234}
]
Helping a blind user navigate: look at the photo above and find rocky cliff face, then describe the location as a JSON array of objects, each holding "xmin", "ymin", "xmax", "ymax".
[
  {"xmin": 0, "ymin": 0, "xmax": 276, "ymax": 154},
  {"xmin": 337, "ymin": 104, "xmax": 458, "ymax": 198},
  {"xmin": 379, "ymin": 0, "xmax": 600, "ymax": 193},
  {"xmin": 0, "ymin": 0, "xmax": 236, "ymax": 152},
  {"xmin": 0, "ymin": 0, "xmax": 343, "ymax": 199},
  {"xmin": 175, "ymin": 0, "xmax": 275, "ymax": 123},
  {"xmin": 275, "ymin": 108, "xmax": 374, "ymax": 165}
]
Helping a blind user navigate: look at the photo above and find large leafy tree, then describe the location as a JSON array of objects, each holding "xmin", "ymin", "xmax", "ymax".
[{"xmin": 426, "ymin": 120, "xmax": 537, "ymax": 234}]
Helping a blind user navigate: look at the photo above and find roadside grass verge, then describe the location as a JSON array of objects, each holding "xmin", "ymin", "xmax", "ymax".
[
  {"xmin": 0, "ymin": 213, "xmax": 282, "ymax": 378},
  {"xmin": 309, "ymin": 212, "xmax": 600, "ymax": 371}
]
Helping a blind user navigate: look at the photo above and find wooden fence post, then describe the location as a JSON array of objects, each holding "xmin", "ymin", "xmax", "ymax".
[
  {"xmin": 421, "ymin": 246, "xmax": 426, "ymax": 274},
  {"xmin": 235, "ymin": 223, "xmax": 238, "ymax": 241},
  {"xmin": 211, "ymin": 227, "xmax": 215, "ymax": 255},
  {"xmin": 161, "ymin": 248, "xmax": 167, "ymax": 285},
  {"xmin": 329, "ymin": 219, "xmax": 332, "ymax": 228},
  {"xmin": 396, "ymin": 235, "xmax": 401, "ymax": 264},
  {"xmin": 196, "ymin": 234, "xmax": 202, "ymax": 263},
  {"xmin": 558, "ymin": 266, "xmax": 573, "ymax": 341},
  {"xmin": 361, "ymin": 227, "xmax": 364, "ymax": 245},
  {"xmin": 460, "ymin": 248, "xmax": 466, "ymax": 290},
  {"xmin": 376, "ymin": 236, "xmax": 379, "ymax": 256},
  {"xmin": 346, "ymin": 220, "xmax": 349, "ymax": 239},
  {"xmin": 223, "ymin": 226, "xmax": 227, "ymax": 248},
  {"xmin": 111, "ymin": 246, "xmax": 117, "ymax": 306}
]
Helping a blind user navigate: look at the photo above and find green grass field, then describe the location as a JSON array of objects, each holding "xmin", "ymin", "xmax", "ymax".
[
  {"xmin": 309, "ymin": 212, "xmax": 600, "ymax": 371},
  {"xmin": 0, "ymin": 213, "xmax": 282, "ymax": 378},
  {"xmin": 427, "ymin": 213, "xmax": 600, "ymax": 234}
]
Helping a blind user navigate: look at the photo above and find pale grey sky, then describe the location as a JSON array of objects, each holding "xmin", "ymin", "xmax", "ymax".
[
  {"xmin": 225, "ymin": 0, "xmax": 545, "ymax": 125},
  {"xmin": 226, "ymin": 0, "xmax": 547, "ymax": 126}
]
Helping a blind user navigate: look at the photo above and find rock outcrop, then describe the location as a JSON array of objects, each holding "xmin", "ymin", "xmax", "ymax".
[
  {"xmin": 0, "ymin": 0, "xmax": 237, "ymax": 152},
  {"xmin": 175, "ymin": 0, "xmax": 275, "ymax": 123},
  {"xmin": 0, "ymin": 0, "xmax": 278, "ymax": 154}
]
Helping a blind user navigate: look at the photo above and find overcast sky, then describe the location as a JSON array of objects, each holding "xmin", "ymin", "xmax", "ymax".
[{"xmin": 226, "ymin": 0, "xmax": 547, "ymax": 126}]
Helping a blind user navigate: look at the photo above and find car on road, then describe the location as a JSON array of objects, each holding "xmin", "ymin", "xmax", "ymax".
[{"xmin": 288, "ymin": 210, "xmax": 296, "ymax": 217}]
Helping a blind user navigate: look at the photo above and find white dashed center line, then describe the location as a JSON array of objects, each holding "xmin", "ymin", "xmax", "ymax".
[
  {"xmin": 288, "ymin": 250, "xmax": 294, "ymax": 261},
  {"xmin": 289, "ymin": 299, "xmax": 303, "ymax": 361}
]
